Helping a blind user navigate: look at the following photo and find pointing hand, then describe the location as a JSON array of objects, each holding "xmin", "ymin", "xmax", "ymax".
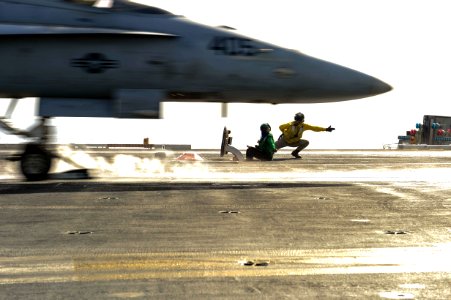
[{"xmin": 326, "ymin": 126, "xmax": 335, "ymax": 132}]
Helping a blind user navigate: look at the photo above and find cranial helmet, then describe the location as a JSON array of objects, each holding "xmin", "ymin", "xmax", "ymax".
[
  {"xmin": 294, "ymin": 112, "xmax": 305, "ymax": 122},
  {"xmin": 260, "ymin": 123, "xmax": 271, "ymax": 131}
]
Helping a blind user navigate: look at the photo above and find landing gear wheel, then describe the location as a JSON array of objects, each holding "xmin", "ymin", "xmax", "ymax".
[{"xmin": 20, "ymin": 144, "xmax": 52, "ymax": 181}]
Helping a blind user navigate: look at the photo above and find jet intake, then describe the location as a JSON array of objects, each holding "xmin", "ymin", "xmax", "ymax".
[
  {"xmin": 38, "ymin": 89, "xmax": 164, "ymax": 119},
  {"xmin": 114, "ymin": 89, "xmax": 164, "ymax": 119}
]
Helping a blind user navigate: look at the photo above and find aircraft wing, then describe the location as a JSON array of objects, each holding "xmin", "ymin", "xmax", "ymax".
[{"xmin": 0, "ymin": 24, "xmax": 178, "ymax": 38}]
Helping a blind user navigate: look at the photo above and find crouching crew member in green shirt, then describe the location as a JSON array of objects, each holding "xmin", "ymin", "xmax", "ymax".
[{"xmin": 246, "ymin": 123, "xmax": 277, "ymax": 161}]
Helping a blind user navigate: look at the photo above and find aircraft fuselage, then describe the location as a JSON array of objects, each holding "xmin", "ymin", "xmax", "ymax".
[{"xmin": 0, "ymin": 0, "xmax": 392, "ymax": 118}]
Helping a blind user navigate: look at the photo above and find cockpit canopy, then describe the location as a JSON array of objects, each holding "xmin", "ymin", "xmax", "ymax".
[{"xmin": 65, "ymin": 0, "xmax": 173, "ymax": 15}]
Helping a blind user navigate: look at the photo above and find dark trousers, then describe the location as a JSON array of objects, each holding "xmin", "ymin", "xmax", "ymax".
[
  {"xmin": 275, "ymin": 137, "xmax": 310, "ymax": 154},
  {"xmin": 246, "ymin": 147, "xmax": 273, "ymax": 161}
]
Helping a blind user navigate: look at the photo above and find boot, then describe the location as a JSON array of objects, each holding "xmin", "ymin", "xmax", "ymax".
[{"xmin": 291, "ymin": 151, "xmax": 302, "ymax": 159}]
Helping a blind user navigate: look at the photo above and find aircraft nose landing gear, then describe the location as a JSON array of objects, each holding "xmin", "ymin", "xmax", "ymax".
[
  {"xmin": 20, "ymin": 144, "xmax": 53, "ymax": 181},
  {"xmin": 1, "ymin": 101, "xmax": 57, "ymax": 181},
  {"xmin": 2, "ymin": 108, "xmax": 90, "ymax": 181}
]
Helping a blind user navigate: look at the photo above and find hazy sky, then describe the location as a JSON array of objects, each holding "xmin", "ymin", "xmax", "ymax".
[{"xmin": 1, "ymin": 0, "xmax": 451, "ymax": 149}]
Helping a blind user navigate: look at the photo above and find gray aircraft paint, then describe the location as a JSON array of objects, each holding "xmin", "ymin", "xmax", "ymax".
[{"xmin": 0, "ymin": 0, "xmax": 392, "ymax": 118}]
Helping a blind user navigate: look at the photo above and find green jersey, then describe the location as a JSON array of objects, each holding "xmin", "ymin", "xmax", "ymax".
[{"xmin": 258, "ymin": 133, "xmax": 276, "ymax": 158}]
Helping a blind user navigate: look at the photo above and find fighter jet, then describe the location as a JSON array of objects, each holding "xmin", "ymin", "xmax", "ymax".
[{"xmin": 0, "ymin": 0, "xmax": 392, "ymax": 180}]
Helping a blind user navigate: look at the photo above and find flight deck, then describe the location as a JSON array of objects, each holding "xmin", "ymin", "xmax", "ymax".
[{"xmin": 0, "ymin": 149, "xmax": 450, "ymax": 299}]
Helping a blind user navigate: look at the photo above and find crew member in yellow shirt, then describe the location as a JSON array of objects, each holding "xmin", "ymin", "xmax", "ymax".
[{"xmin": 276, "ymin": 112, "xmax": 335, "ymax": 159}]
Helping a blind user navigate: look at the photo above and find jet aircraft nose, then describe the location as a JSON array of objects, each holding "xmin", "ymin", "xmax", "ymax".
[
  {"xmin": 367, "ymin": 77, "xmax": 393, "ymax": 96},
  {"xmin": 292, "ymin": 53, "xmax": 392, "ymax": 102}
]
